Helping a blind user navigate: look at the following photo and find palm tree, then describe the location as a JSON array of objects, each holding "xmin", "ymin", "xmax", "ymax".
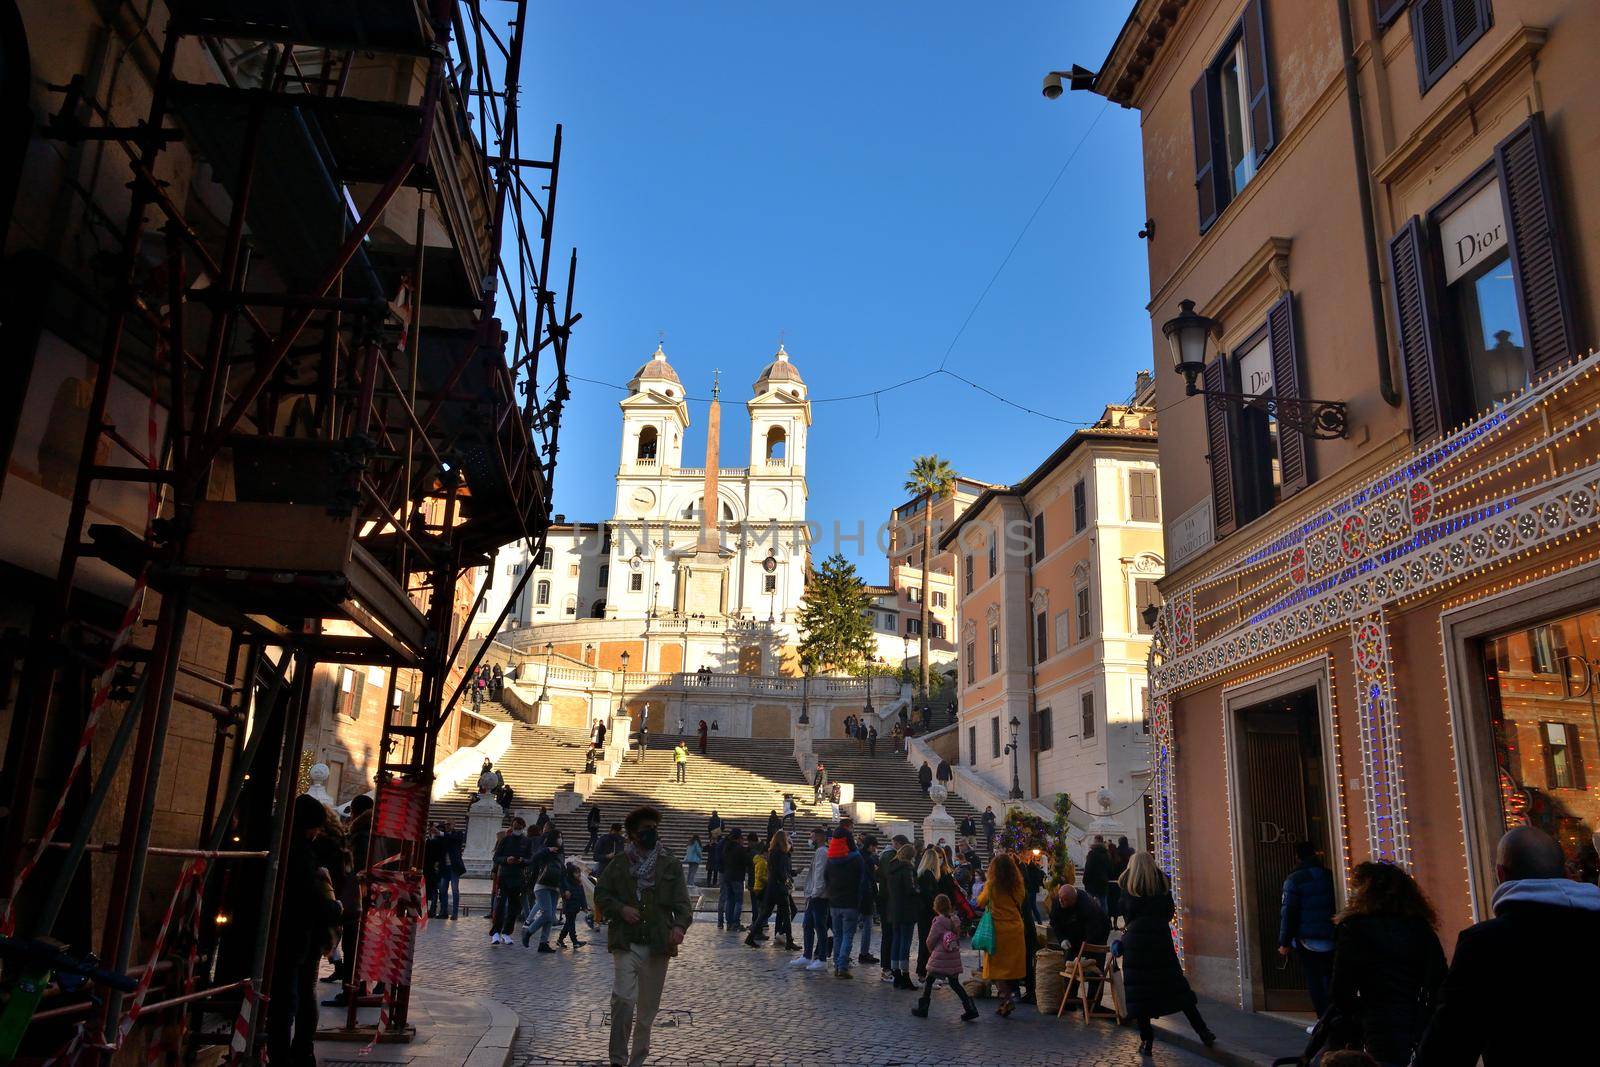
[{"xmin": 903, "ymin": 455, "xmax": 956, "ymax": 700}]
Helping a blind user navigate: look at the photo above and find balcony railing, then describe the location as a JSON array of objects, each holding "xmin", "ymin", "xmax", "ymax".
[{"xmin": 523, "ymin": 662, "xmax": 898, "ymax": 699}]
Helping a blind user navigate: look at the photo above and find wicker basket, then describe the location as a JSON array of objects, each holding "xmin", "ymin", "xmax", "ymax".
[
  {"xmin": 1033, "ymin": 948, "xmax": 1065, "ymax": 1012},
  {"xmin": 963, "ymin": 978, "xmax": 991, "ymax": 1000}
]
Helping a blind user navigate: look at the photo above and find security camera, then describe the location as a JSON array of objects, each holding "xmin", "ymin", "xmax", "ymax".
[{"xmin": 1042, "ymin": 65, "xmax": 1098, "ymax": 100}]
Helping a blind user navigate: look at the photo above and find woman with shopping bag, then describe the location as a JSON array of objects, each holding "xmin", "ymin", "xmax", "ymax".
[{"xmin": 976, "ymin": 853, "xmax": 1027, "ymax": 1017}]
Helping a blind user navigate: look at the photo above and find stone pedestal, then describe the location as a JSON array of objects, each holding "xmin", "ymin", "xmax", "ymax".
[
  {"xmin": 304, "ymin": 763, "xmax": 335, "ymax": 807},
  {"xmin": 552, "ymin": 788, "xmax": 583, "ymax": 815},
  {"xmin": 534, "ymin": 697, "xmax": 553, "ymax": 727},
  {"xmin": 842, "ymin": 800, "xmax": 876, "ymax": 824},
  {"xmin": 880, "ymin": 818, "xmax": 916, "ymax": 845},
  {"xmin": 574, "ymin": 772, "xmax": 602, "ymax": 798},
  {"xmin": 922, "ymin": 783, "xmax": 958, "ymax": 851},
  {"xmin": 833, "ymin": 782, "xmax": 855, "ymax": 805},
  {"xmin": 464, "ymin": 794, "xmax": 503, "ymax": 866}
]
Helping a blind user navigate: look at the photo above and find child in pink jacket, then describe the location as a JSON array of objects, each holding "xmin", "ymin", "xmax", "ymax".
[{"xmin": 913, "ymin": 894, "xmax": 980, "ymax": 1021}]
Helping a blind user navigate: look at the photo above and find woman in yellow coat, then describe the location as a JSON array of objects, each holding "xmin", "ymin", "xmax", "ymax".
[{"xmin": 977, "ymin": 852, "xmax": 1027, "ymax": 1016}]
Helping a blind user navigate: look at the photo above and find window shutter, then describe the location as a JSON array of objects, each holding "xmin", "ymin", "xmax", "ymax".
[
  {"xmin": 1412, "ymin": 0, "xmax": 1451, "ymax": 89},
  {"xmin": 1413, "ymin": 0, "xmax": 1490, "ymax": 92},
  {"xmin": 1191, "ymin": 75, "xmax": 1218, "ymax": 232},
  {"xmin": 1374, "ymin": 0, "xmax": 1409, "ymax": 30},
  {"xmin": 1388, "ymin": 216, "xmax": 1448, "ymax": 444},
  {"xmin": 1203, "ymin": 358, "xmax": 1237, "ymax": 538},
  {"xmin": 1495, "ymin": 113, "xmax": 1580, "ymax": 379},
  {"xmin": 1241, "ymin": 0, "xmax": 1276, "ymax": 161},
  {"xmin": 1266, "ymin": 291, "xmax": 1310, "ymax": 497}
]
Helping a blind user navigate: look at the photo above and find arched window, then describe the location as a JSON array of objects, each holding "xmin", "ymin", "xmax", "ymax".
[
  {"xmin": 536, "ymin": 580, "xmax": 551, "ymax": 605},
  {"xmin": 765, "ymin": 425, "xmax": 787, "ymax": 461},
  {"xmin": 564, "ymin": 594, "xmax": 577, "ymax": 616},
  {"xmin": 636, "ymin": 426, "xmax": 658, "ymax": 461},
  {"xmin": 591, "ymin": 599, "xmax": 607, "ymax": 618}
]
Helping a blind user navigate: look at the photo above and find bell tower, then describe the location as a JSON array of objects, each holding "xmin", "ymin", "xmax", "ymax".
[{"xmin": 617, "ymin": 343, "xmax": 688, "ymax": 474}]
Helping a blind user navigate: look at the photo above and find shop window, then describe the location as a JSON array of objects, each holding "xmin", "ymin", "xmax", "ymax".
[
  {"xmin": 1203, "ymin": 291, "xmax": 1310, "ymax": 536},
  {"xmin": 1483, "ymin": 608, "xmax": 1597, "ymax": 874},
  {"xmin": 1412, "ymin": 0, "xmax": 1492, "ymax": 94},
  {"xmin": 1080, "ymin": 691, "xmax": 1096, "ymax": 741},
  {"xmin": 1541, "ymin": 722, "xmax": 1585, "ymax": 791},
  {"xmin": 1130, "ymin": 470, "xmax": 1160, "ymax": 522},
  {"xmin": 1038, "ymin": 707, "xmax": 1054, "ymax": 752},
  {"xmin": 1190, "ymin": 0, "xmax": 1276, "ymax": 231},
  {"xmin": 1390, "ymin": 115, "xmax": 1579, "ymax": 446},
  {"xmin": 1073, "ymin": 480, "xmax": 1087, "ymax": 532}
]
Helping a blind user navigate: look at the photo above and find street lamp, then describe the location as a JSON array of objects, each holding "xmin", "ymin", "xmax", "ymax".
[
  {"xmin": 537, "ymin": 640, "xmax": 554, "ymax": 702},
  {"xmin": 1161, "ymin": 298, "xmax": 1349, "ymax": 439},
  {"xmin": 619, "ymin": 649, "xmax": 630, "ymax": 721},
  {"xmin": 1004, "ymin": 715, "xmax": 1024, "ymax": 800},
  {"xmin": 798, "ymin": 667, "xmax": 810, "ymax": 726}
]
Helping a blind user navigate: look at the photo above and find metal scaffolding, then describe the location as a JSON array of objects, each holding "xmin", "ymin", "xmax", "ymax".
[{"xmin": 0, "ymin": 1, "xmax": 573, "ymax": 1059}]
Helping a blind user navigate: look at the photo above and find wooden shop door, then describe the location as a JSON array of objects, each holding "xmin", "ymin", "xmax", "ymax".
[{"xmin": 1239, "ymin": 688, "xmax": 1330, "ymax": 1012}]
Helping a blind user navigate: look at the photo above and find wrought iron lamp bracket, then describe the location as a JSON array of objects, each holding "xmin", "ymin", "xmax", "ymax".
[{"xmin": 1186, "ymin": 384, "xmax": 1349, "ymax": 440}]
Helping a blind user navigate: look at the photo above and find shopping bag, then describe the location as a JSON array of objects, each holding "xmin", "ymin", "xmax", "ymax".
[{"xmin": 971, "ymin": 908, "xmax": 996, "ymax": 953}]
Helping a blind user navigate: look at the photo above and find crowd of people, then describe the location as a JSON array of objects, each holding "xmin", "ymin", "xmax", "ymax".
[
  {"xmin": 458, "ymin": 754, "xmax": 1600, "ymax": 1067},
  {"xmin": 467, "ymin": 663, "xmax": 506, "ymax": 709}
]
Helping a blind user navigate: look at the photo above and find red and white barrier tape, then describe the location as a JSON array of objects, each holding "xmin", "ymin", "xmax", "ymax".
[{"xmin": 117, "ymin": 858, "xmax": 206, "ymax": 1042}]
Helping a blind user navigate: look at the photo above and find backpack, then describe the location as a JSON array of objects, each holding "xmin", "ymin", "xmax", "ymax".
[{"xmin": 753, "ymin": 854, "xmax": 769, "ymax": 893}]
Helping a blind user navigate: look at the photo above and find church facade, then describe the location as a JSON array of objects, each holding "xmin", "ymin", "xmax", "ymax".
[{"xmin": 477, "ymin": 344, "xmax": 812, "ymax": 679}]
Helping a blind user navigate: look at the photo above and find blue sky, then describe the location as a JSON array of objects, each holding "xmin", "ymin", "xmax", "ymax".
[{"xmin": 519, "ymin": 3, "xmax": 1150, "ymax": 583}]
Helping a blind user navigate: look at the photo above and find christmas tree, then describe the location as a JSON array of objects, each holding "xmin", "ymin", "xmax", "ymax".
[{"xmin": 796, "ymin": 552, "xmax": 878, "ymax": 675}]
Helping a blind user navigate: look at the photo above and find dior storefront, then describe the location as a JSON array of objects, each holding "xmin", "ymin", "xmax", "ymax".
[{"xmin": 1148, "ymin": 351, "xmax": 1600, "ymax": 1009}]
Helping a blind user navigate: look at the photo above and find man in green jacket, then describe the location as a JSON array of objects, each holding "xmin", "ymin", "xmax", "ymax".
[{"xmin": 594, "ymin": 805, "xmax": 692, "ymax": 1067}]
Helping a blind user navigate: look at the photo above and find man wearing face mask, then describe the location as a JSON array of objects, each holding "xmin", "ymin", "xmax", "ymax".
[{"xmin": 594, "ymin": 806, "xmax": 693, "ymax": 1067}]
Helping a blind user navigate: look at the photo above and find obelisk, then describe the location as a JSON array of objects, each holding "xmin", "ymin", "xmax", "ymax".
[
  {"xmin": 679, "ymin": 371, "xmax": 732, "ymax": 616},
  {"xmin": 699, "ymin": 372, "xmax": 721, "ymax": 551}
]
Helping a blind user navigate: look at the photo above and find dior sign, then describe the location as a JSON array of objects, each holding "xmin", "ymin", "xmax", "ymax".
[{"xmin": 1440, "ymin": 180, "xmax": 1508, "ymax": 285}]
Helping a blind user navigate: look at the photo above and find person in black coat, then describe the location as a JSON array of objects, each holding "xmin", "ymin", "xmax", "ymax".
[
  {"xmin": 585, "ymin": 804, "xmax": 602, "ymax": 855},
  {"xmin": 269, "ymin": 796, "xmax": 343, "ymax": 1066},
  {"xmin": 913, "ymin": 848, "xmax": 958, "ymax": 980},
  {"xmin": 1082, "ymin": 836, "xmax": 1113, "ymax": 910},
  {"xmin": 747, "ymin": 833, "xmax": 798, "ymax": 950},
  {"xmin": 917, "ymin": 761, "xmax": 933, "ymax": 795},
  {"xmin": 1325, "ymin": 860, "xmax": 1445, "ymax": 1066},
  {"xmin": 1413, "ymin": 826, "xmax": 1600, "ymax": 1066},
  {"xmin": 1278, "ymin": 840, "xmax": 1337, "ymax": 1016},
  {"xmin": 1117, "ymin": 853, "xmax": 1213, "ymax": 1056},
  {"xmin": 719, "ymin": 830, "xmax": 750, "ymax": 931}
]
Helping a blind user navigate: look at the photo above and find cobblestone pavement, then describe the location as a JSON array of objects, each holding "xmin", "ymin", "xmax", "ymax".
[{"xmin": 411, "ymin": 916, "xmax": 1213, "ymax": 1066}]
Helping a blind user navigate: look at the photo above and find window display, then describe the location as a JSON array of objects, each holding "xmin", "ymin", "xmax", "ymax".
[{"xmin": 1484, "ymin": 608, "xmax": 1600, "ymax": 880}]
